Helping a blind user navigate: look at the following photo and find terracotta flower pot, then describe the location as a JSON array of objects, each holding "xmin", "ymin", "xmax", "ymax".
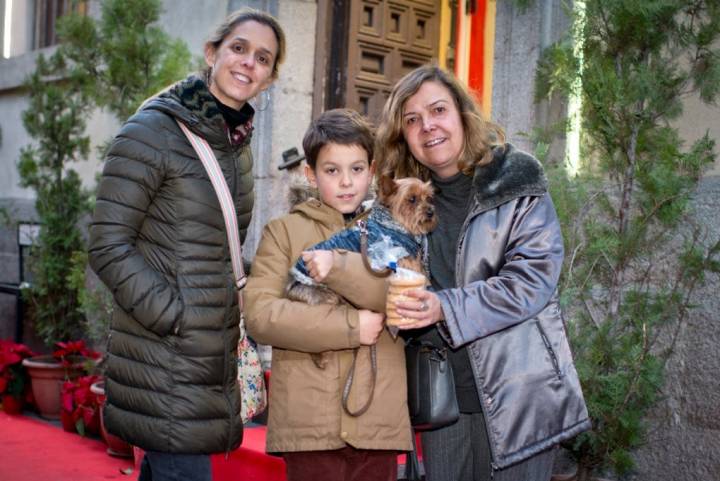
[
  {"xmin": 90, "ymin": 380, "xmax": 133, "ymax": 458},
  {"xmin": 22, "ymin": 355, "xmax": 86, "ymax": 419},
  {"xmin": 1, "ymin": 394, "xmax": 24, "ymax": 415}
]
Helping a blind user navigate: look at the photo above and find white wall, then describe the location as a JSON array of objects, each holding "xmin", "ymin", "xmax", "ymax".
[
  {"xmin": 244, "ymin": 0, "xmax": 317, "ymax": 258},
  {"xmin": 0, "ymin": 91, "xmax": 31, "ymax": 199}
]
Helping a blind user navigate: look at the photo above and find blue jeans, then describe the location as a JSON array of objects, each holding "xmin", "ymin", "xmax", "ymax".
[{"xmin": 138, "ymin": 451, "xmax": 211, "ymax": 481}]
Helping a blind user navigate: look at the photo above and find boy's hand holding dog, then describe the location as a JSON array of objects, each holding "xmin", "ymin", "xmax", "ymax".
[
  {"xmin": 301, "ymin": 249, "xmax": 383, "ymax": 345},
  {"xmin": 301, "ymin": 250, "xmax": 333, "ymax": 283},
  {"xmin": 358, "ymin": 309, "xmax": 384, "ymax": 345}
]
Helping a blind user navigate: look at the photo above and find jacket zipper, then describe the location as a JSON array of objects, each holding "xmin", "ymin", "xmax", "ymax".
[
  {"xmin": 223, "ymin": 146, "xmax": 239, "ymax": 456},
  {"xmin": 454, "ymin": 198, "xmax": 482, "ymax": 281},
  {"xmin": 467, "ymin": 342, "xmax": 502, "ymax": 470},
  {"xmin": 457, "ymin": 198, "xmax": 503, "ymax": 468}
]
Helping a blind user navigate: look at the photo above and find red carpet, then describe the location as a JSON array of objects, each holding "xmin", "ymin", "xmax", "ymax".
[
  {"xmin": 212, "ymin": 427, "xmax": 286, "ymax": 481},
  {"xmin": 0, "ymin": 411, "xmax": 284, "ymax": 481},
  {"xmin": 0, "ymin": 411, "xmax": 416, "ymax": 481},
  {"xmin": 0, "ymin": 411, "xmax": 134, "ymax": 481}
]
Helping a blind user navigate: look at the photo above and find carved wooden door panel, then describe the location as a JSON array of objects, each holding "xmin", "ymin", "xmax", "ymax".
[{"xmin": 342, "ymin": 0, "xmax": 440, "ymax": 123}]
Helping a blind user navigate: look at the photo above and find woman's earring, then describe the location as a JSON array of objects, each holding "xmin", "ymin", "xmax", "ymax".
[
  {"xmin": 205, "ymin": 67, "xmax": 213, "ymax": 86},
  {"xmin": 254, "ymin": 89, "xmax": 271, "ymax": 111}
]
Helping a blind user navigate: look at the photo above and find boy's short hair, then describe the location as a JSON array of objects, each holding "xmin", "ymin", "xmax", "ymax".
[{"xmin": 302, "ymin": 109, "xmax": 375, "ymax": 169}]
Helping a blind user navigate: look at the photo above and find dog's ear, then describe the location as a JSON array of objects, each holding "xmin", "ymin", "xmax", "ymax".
[{"xmin": 377, "ymin": 175, "xmax": 397, "ymax": 202}]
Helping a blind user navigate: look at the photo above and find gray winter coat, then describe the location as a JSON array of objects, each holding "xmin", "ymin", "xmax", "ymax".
[
  {"xmin": 88, "ymin": 75, "xmax": 253, "ymax": 454},
  {"xmin": 436, "ymin": 144, "xmax": 591, "ymax": 468}
]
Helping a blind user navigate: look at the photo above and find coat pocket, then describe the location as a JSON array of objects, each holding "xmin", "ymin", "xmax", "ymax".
[{"xmin": 535, "ymin": 322, "xmax": 562, "ymax": 379}]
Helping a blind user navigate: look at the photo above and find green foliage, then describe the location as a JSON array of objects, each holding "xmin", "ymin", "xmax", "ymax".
[
  {"xmin": 18, "ymin": 53, "xmax": 93, "ymax": 347},
  {"xmin": 17, "ymin": 0, "xmax": 191, "ymax": 348},
  {"xmin": 67, "ymin": 251, "xmax": 113, "ymax": 349},
  {"xmin": 57, "ymin": 0, "xmax": 192, "ymax": 120},
  {"xmin": 535, "ymin": 1, "xmax": 720, "ymax": 478}
]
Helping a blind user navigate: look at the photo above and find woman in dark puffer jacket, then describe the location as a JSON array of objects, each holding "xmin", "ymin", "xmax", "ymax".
[{"xmin": 88, "ymin": 9, "xmax": 285, "ymax": 481}]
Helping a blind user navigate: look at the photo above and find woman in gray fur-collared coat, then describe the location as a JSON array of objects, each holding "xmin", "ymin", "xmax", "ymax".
[
  {"xmin": 374, "ymin": 65, "xmax": 591, "ymax": 481},
  {"xmin": 88, "ymin": 9, "xmax": 285, "ymax": 481}
]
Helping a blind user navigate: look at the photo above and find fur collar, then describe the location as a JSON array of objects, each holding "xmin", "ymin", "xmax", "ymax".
[
  {"xmin": 287, "ymin": 173, "xmax": 319, "ymax": 208},
  {"xmin": 471, "ymin": 143, "xmax": 548, "ymax": 213}
]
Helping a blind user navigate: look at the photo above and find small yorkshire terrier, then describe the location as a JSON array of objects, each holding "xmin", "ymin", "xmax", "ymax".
[{"xmin": 286, "ymin": 176, "xmax": 437, "ymax": 368}]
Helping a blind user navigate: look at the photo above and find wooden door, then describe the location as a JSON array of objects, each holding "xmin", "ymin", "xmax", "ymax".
[{"xmin": 322, "ymin": 0, "xmax": 440, "ymax": 123}]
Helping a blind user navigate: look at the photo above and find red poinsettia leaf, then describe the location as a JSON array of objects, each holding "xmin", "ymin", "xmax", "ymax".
[
  {"xmin": 0, "ymin": 376, "xmax": 7, "ymax": 393},
  {"xmin": 74, "ymin": 388, "xmax": 87, "ymax": 406},
  {"xmin": 81, "ymin": 405, "xmax": 95, "ymax": 426},
  {"xmin": 61, "ymin": 389, "xmax": 74, "ymax": 413},
  {"xmin": 15, "ymin": 344, "xmax": 35, "ymax": 357}
]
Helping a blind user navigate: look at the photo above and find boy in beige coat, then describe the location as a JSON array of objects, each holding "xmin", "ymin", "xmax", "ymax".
[{"xmin": 244, "ymin": 109, "xmax": 412, "ymax": 481}]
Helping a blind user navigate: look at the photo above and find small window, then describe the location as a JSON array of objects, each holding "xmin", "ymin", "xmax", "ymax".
[
  {"xmin": 359, "ymin": 96, "xmax": 369, "ymax": 116},
  {"xmin": 417, "ymin": 19, "xmax": 426, "ymax": 40},
  {"xmin": 363, "ymin": 6, "xmax": 373, "ymax": 27},
  {"xmin": 33, "ymin": 0, "xmax": 87, "ymax": 50},
  {"xmin": 390, "ymin": 12, "xmax": 401, "ymax": 34}
]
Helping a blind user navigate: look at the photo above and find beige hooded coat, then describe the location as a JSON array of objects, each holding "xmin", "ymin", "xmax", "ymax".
[{"xmin": 244, "ymin": 192, "xmax": 412, "ymax": 453}]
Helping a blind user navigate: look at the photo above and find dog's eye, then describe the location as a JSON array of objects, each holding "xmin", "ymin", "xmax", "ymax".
[{"xmin": 408, "ymin": 195, "xmax": 417, "ymax": 204}]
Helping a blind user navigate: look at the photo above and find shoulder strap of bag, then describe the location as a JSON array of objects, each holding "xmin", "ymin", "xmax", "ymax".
[{"xmin": 176, "ymin": 120, "xmax": 248, "ymax": 328}]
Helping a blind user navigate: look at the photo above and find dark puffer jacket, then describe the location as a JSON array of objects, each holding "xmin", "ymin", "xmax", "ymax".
[{"xmin": 88, "ymin": 75, "xmax": 254, "ymax": 454}]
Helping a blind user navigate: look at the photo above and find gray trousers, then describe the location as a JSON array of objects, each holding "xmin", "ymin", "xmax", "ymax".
[{"xmin": 420, "ymin": 413, "xmax": 556, "ymax": 481}]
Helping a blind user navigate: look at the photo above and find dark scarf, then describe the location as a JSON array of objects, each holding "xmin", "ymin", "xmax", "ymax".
[{"xmin": 212, "ymin": 94, "xmax": 255, "ymax": 146}]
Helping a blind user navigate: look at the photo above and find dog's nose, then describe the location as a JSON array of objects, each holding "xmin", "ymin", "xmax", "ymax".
[{"xmin": 426, "ymin": 207, "xmax": 435, "ymax": 218}]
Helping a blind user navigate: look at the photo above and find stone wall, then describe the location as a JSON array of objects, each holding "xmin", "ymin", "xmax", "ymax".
[
  {"xmin": 629, "ymin": 175, "xmax": 720, "ymax": 481},
  {"xmin": 492, "ymin": 2, "xmax": 720, "ymax": 479}
]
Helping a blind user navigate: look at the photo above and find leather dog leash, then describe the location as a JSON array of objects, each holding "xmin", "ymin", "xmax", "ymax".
[{"xmin": 340, "ymin": 220, "xmax": 386, "ymax": 417}]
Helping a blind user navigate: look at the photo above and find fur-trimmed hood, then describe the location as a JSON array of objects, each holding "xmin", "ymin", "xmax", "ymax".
[
  {"xmin": 471, "ymin": 143, "xmax": 548, "ymax": 213},
  {"xmin": 286, "ymin": 173, "xmax": 320, "ymax": 208}
]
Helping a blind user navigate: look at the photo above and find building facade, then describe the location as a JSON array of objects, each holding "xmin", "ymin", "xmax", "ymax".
[{"xmin": 0, "ymin": 1, "xmax": 717, "ymax": 479}]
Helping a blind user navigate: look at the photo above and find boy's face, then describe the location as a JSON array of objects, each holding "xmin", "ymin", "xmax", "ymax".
[{"xmin": 305, "ymin": 143, "xmax": 373, "ymax": 215}]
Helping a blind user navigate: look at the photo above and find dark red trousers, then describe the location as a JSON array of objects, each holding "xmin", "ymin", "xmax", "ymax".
[{"xmin": 283, "ymin": 446, "xmax": 398, "ymax": 481}]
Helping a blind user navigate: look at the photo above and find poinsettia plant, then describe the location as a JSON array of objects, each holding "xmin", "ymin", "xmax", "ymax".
[
  {"xmin": 61, "ymin": 374, "xmax": 102, "ymax": 436},
  {"xmin": 53, "ymin": 340, "xmax": 101, "ymax": 368},
  {"xmin": 0, "ymin": 339, "xmax": 36, "ymax": 399}
]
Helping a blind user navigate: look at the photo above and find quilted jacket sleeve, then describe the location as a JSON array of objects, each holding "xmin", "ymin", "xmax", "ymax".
[
  {"xmin": 244, "ymin": 221, "xmax": 362, "ymax": 353},
  {"xmin": 88, "ymin": 113, "xmax": 183, "ymax": 337},
  {"xmin": 437, "ymin": 194, "xmax": 564, "ymax": 348}
]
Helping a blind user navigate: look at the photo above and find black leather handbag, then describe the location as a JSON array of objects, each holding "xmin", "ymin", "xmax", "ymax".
[{"xmin": 405, "ymin": 339, "xmax": 460, "ymax": 430}]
